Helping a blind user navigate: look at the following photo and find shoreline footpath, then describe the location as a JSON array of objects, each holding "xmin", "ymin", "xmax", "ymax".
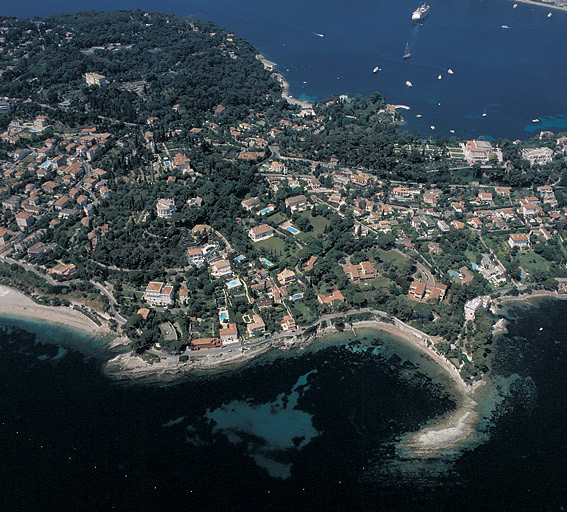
[
  {"xmin": 104, "ymin": 311, "xmax": 470, "ymax": 387},
  {"xmin": 3, "ymin": 283, "xmax": 563, "ymax": 457},
  {"xmin": 355, "ymin": 320, "xmax": 486, "ymax": 458},
  {"xmin": 0, "ymin": 285, "xmax": 106, "ymax": 335},
  {"xmin": 495, "ymin": 288, "xmax": 567, "ymax": 306}
]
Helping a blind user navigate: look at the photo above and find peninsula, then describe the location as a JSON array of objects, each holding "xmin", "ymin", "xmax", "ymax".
[{"xmin": 0, "ymin": 10, "xmax": 567, "ymax": 398}]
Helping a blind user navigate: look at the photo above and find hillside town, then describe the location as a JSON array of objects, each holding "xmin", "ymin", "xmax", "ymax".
[{"xmin": 1, "ymin": 12, "xmax": 567, "ymax": 381}]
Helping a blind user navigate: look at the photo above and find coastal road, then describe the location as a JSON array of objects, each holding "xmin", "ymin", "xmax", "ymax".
[
  {"xmin": 91, "ymin": 280, "xmax": 127, "ymax": 325},
  {"xmin": 415, "ymin": 260, "xmax": 436, "ymax": 287},
  {"xmin": 1, "ymin": 255, "xmax": 126, "ymax": 326},
  {"xmin": 1, "ymin": 256, "xmax": 65, "ymax": 287}
]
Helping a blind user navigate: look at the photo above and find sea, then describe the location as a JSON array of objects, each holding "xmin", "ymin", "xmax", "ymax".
[
  {"xmin": 1, "ymin": 0, "xmax": 567, "ymax": 139},
  {"xmin": 1, "ymin": 298, "xmax": 567, "ymax": 511},
  {"xmin": 1, "ymin": 1, "xmax": 567, "ymax": 509}
]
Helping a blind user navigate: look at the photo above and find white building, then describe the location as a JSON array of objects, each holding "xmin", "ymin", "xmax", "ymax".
[
  {"xmin": 156, "ymin": 198, "xmax": 176, "ymax": 219},
  {"xmin": 187, "ymin": 247, "xmax": 205, "ymax": 266},
  {"xmin": 85, "ymin": 72, "xmax": 107, "ymax": 86},
  {"xmin": 144, "ymin": 282, "xmax": 174, "ymax": 306},
  {"xmin": 219, "ymin": 323, "xmax": 239, "ymax": 346},
  {"xmin": 210, "ymin": 259, "xmax": 232, "ymax": 278},
  {"xmin": 248, "ymin": 224, "xmax": 274, "ymax": 242},
  {"xmin": 508, "ymin": 233, "xmax": 531, "ymax": 249},
  {"xmin": 462, "ymin": 140, "xmax": 502, "ymax": 165},
  {"xmin": 464, "ymin": 296, "xmax": 491, "ymax": 322},
  {"xmin": 521, "ymin": 147, "xmax": 554, "ymax": 166}
]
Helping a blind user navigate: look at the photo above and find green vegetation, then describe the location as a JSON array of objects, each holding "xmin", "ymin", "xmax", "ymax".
[{"xmin": 0, "ymin": 10, "xmax": 566, "ymax": 384}]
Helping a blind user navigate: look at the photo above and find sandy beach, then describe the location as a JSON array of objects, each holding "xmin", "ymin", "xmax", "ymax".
[
  {"xmin": 256, "ymin": 52, "xmax": 314, "ymax": 110},
  {"xmin": 350, "ymin": 319, "xmax": 488, "ymax": 458},
  {"xmin": 353, "ymin": 319, "xmax": 468, "ymax": 392},
  {"xmin": 0, "ymin": 287, "xmax": 485, "ymax": 458},
  {"xmin": 0, "ymin": 285, "xmax": 101, "ymax": 333},
  {"xmin": 277, "ymin": 73, "xmax": 313, "ymax": 109}
]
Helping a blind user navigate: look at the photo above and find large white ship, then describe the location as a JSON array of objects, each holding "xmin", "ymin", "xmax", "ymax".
[{"xmin": 412, "ymin": 3, "xmax": 430, "ymax": 22}]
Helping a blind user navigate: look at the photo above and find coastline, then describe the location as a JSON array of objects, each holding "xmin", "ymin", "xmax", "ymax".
[
  {"xmin": 353, "ymin": 319, "xmax": 468, "ymax": 393},
  {"xmin": 3, "ymin": 283, "xmax": 562, "ymax": 458},
  {"xmin": 495, "ymin": 289, "xmax": 567, "ymax": 307},
  {"xmin": 256, "ymin": 53, "xmax": 313, "ymax": 109},
  {"xmin": 354, "ymin": 319, "xmax": 487, "ymax": 458},
  {"xmin": 0, "ymin": 285, "xmax": 105, "ymax": 335},
  {"xmin": 512, "ymin": 0, "xmax": 567, "ymax": 12}
]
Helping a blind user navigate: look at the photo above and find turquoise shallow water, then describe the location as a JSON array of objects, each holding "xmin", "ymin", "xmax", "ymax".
[
  {"xmin": 2, "ymin": 0, "xmax": 566, "ymax": 139},
  {"xmin": 2, "ymin": 298, "xmax": 567, "ymax": 511}
]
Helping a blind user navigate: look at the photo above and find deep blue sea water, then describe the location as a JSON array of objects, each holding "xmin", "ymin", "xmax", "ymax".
[
  {"xmin": 1, "ymin": 298, "xmax": 567, "ymax": 511},
  {"xmin": 1, "ymin": 0, "xmax": 566, "ymax": 139}
]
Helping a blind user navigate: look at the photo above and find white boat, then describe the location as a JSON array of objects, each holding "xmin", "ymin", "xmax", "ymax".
[
  {"xmin": 405, "ymin": 80, "xmax": 413, "ymax": 87},
  {"xmin": 513, "ymin": 3, "xmax": 518, "ymax": 8},
  {"xmin": 437, "ymin": 74, "xmax": 442, "ymax": 80},
  {"xmin": 501, "ymin": 25, "xmax": 510, "ymax": 29},
  {"xmin": 547, "ymin": 12, "xmax": 552, "ymax": 18},
  {"xmin": 416, "ymin": 114, "xmax": 422, "ymax": 118},
  {"xmin": 430, "ymin": 125, "xmax": 436, "ymax": 130},
  {"xmin": 403, "ymin": 42, "xmax": 411, "ymax": 59},
  {"xmin": 448, "ymin": 68, "xmax": 454, "ymax": 75},
  {"xmin": 373, "ymin": 66, "xmax": 381, "ymax": 73},
  {"xmin": 532, "ymin": 118, "xmax": 540, "ymax": 122},
  {"xmin": 482, "ymin": 109, "xmax": 487, "ymax": 117},
  {"xmin": 412, "ymin": 3, "xmax": 430, "ymax": 22},
  {"xmin": 450, "ymin": 129, "xmax": 455, "ymax": 133}
]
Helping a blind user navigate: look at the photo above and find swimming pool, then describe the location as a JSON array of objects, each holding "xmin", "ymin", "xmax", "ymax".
[
  {"xmin": 234, "ymin": 255, "xmax": 245, "ymax": 262},
  {"xmin": 286, "ymin": 226, "xmax": 300, "ymax": 234},
  {"xmin": 260, "ymin": 257, "xmax": 273, "ymax": 267},
  {"xmin": 226, "ymin": 280, "xmax": 241, "ymax": 289},
  {"xmin": 471, "ymin": 263, "xmax": 478, "ymax": 270},
  {"xmin": 448, "ymin": 270, "xmax": 461, "ymax": 278},
  {"xmin": 290, "ymin": 293, "xmax": 303, "ymax": 300},
  {"xmin": 258, "ymin": 207, "xmax": 274, "ymax": 215},
  {"xmin": 220, "ymin": 312, "xmax": 229, "ymax": 322}
]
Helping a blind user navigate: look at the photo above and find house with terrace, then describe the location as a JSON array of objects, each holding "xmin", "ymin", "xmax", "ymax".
[
  {"xmin": 342, "ymin": 261, "xmax": 377, "ymax": 282},
  {"xmin": 246, "ymin": 314, "xmax": 266, "ymax": 337},
  {"xmin": 248, "ymin": 224, "xmax": 274, "ymax": 242},
  {"xmin": 285, "ymin": 194, "xmax": 308, "ymax": 212},
  {"xmin": 408, "ymin": 281, "xmax": 447, "ymax": 303},
  {"xmin": 508, "ymin": 233, "xmax": 531, "ymax": 250},
  {"xmin": 144, "ymin": 282, "xmax": 174, "ymax": 306},
  {"xmin": 277, "ymin": 269, "xmax": 297, "ymax": 285},
  {"xmin": 210, "ymin": 259, "xmax": 232, "ymax": 278},
  {"xmin": 219, "ymin": 323, "xmax": 239, "ymax": 346}
]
